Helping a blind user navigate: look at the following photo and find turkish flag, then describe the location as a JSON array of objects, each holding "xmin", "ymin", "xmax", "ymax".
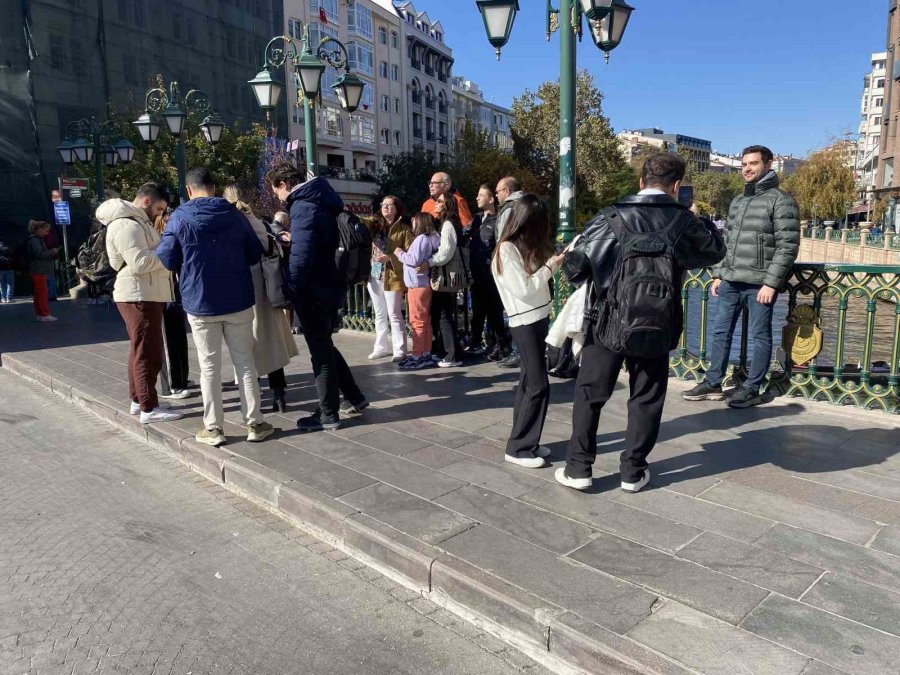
[{"xmin": 319, "ymin": 7, "xmax": 327, "ymax": 23}]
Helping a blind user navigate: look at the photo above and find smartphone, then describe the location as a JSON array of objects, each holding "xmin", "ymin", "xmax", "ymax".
[{"xmin": 678, "ymin": 186, "xmax": 694, "ymax": 208}]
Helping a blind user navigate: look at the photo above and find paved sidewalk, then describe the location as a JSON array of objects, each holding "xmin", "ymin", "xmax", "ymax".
[{"xmin": 3, "ymin": 298, "xmax": 900, "ymax": 674}]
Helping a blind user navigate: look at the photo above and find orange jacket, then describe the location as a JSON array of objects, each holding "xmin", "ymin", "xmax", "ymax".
[{"xmin": 421, "ymin": 190, "xmax": 473, "ymax": 227}]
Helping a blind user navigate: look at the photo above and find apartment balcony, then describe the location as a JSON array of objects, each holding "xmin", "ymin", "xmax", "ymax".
[
  {"xmin": 425, "ymin": 97, "xmax": 435, "ymax": 110},
  {"xmin": 411, "ymin": 60, "xmax": 421, "ymax": 70},
  {"xmin": 411, "ymin": 92, "xmax": 422, "ymax": 105},
  {"xmin": 317, "ymin": 165, "xmax": 377, "ymax": 183},
  {"xmin": 437, "ymin": 73, "xmax": 448, "ymax": 83},
  {"xmin": 439, "ymin": 136, "xmax": 448, "ymax": 146},
  {"xmin": 413, "ymin": 128, "xmax": 422, "ymax": 139},
  {"xmin": 425, "ymin": 65, "xmax": 435, "ymax": 77},
  {"xmin": 317, "ymin": 127, "xmax": 344, "ymax": 146},
  {"xmin": 426, "ymin": 131, "xmax": 436, "ymax": 142},
  {"xmin": 438, "ymin": 102, "xmax": 448, "ymax": 114}
]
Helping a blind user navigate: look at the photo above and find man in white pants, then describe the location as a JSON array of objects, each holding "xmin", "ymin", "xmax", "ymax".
[{"xmin": 157, "ymin": 168, "xmax": 274, "ymax": 447}]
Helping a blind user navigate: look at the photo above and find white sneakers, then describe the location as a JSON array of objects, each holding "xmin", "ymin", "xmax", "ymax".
[
  {"xmin": 621, "ymin": 469, "xmax": 650, "ymax": 493},
  {"xmin": 553, "ymin": 467, "xmax": 651, "ymax": 493},
  {"xmin": 504, "ymin": 447, "xmax": 551, "ymax": 468},
  {"xmin": 160, "ymin": 388, "xmax": 191, "ymax": 400},
  {"xmin": 368, "ymin": 350, "xmax": 391, "ymax": 360},
  {"xmin": 138, "ymin": 406, "xmax": 183, "ymax": 424},
  {"xmin": 130, "ymin": 401, "xmax": 171, "ymax": 415},
  {"xmin": 36, "ymin": 315, "xmax": 58, "ymax": 322}
]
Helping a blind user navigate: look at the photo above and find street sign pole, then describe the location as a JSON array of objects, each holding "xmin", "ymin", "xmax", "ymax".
[{"xmin": 53, "ymin": 201, "xmax": 73, "ymax": 290}]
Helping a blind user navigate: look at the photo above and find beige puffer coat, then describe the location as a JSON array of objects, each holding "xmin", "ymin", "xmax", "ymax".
[{"xmin": 97, "ymin": 199, "xmax": 173, "ymax": 303}]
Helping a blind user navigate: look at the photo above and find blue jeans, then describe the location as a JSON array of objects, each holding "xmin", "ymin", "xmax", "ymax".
[
  {"xmin": 705, "ymin": 280, "xmax": 774, "ymax": 392},
  {"xmin": 0, "ymin": 270, "xmax": 13, "ymax": 300},
  {"xmin": 47, "ymin": 269, "xmax": 58, "ymax": 300}
]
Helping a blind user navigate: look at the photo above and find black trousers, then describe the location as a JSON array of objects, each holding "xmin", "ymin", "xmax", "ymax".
[
  {"xmin": 566, "ymin": 340, "xmax": 669, "ymax": 483},
  {"xmin": 471, "ymin": 274, "xmax": 510, "ymax": 350},
  {"xmin": 297, "ymin": 298, "xmax": 364, "ymax": 420},
  {"xmin": 430, "ymin": 291, "xmax": 460, "ymax": 362},
  {"xmin": 163, "ymin": 304, "xmax": 190, "ymax": 390},
  {"xmin": 506, "ymin": 318, "xmax": 550, "ymax": 458},
  {"xmin": 268, "ymin": 368, "xmax": 286, "ymax": 390}
]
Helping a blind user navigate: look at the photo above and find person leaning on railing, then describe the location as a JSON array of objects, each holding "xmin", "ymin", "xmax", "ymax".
[{"xmin": 682, "ymin": 145, "xmax": 800, "ymax": 409}]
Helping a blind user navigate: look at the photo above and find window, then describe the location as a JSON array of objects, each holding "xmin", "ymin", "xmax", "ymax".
[
  {"xmin": 391, "ymin": 64, "xmax": 399, "ymax": 81},
  {"xmin": 875, "ymin": 117, "xmax": 882, "ymax": 126},
  {"xmin": 361, "ymin": 83, "xmax": 374, "ymax": 110},
  {"xmin": 288, "ymin": 17, "xmax": 303, "ymax": 39},
  {"xmin": 378, "ymin": 27, "xmax": 387, "ymax": 45},
  {"xmin": 346, "ymin": 0, "xmax": 372, "ymax": 39},
  {"xmin": 391, "ymin": 31, "xmax": 398, "ymax": 48},
  {"xmin": 318, "ymin": 107, "xmax": 343, "ymax": 138},
  {"xmin": 381, "ymin": 128, "xmax": 390, "ymax": 144},
  {"xmin": 309, "ymin": 22, "xmax": 338, "ymax": 46},
  {"xmin": 322, "ymin": 67, "xmax": 339, "ymax": 101},
  {"xmin": 379, "ymin": 61, "xmax": 388, "ymax": 78},
  {"xmin": 350, "ymin": 115, "xmax": 376, "ymax": 145},
  {"xmin": 435, "ymin": 31, "xmax": 442, "ymax": 43},
  {"xmin": 394, "ymin": 130, "xmax": 401, "ymax": 146},
  {"xmin": 877, "ymin": 79, "xmax": 885, "ymax": 89},
  {"xmin": 381, "ymin": 95, "xmax": 389, "ymax": 112},
  {"xmin": 308, "ymin": 0, "xmax": 337, "ymax": 23},
  {"xmin": 394, "ymin": 97, "xmax": 400, "ymax": 114},
  {"xmin": 347, "ymin": 41, "xmax": 374, "ymax": 75},
  {"xmin": 876, "ymin": 97, "xmax": 884, "ymax": 108},
  {"xmin": 292, "ymin": 104, "xmax": 302, "ymax": 125}
]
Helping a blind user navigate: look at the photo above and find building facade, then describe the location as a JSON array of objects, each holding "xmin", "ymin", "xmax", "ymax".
[
  {"xmin": 616, "ymin": 128, "xmax": 711, "ymax": 173},
  {"xmin": 875, "ymin": 3, "xmax": 900, "ymax": 230},
  {"xmin": 1, "ymin": 0, "xmax": 280, "ymax": 234},
  {"xmin": 451, "ymin": 76, "xmax": 514, "ymax": 151},
  {"xmin": 394, "ymin": 1, "xmax": 453, "ymax": 164},
  {"xmin": 856, "ymin": 52, "xmax": 887, "ymax": 203}
]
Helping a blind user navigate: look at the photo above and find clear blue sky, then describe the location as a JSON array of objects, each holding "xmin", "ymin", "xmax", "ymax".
[{"xmin": 411, "ymin": 0, "xmax": 886, "ymax": 157}]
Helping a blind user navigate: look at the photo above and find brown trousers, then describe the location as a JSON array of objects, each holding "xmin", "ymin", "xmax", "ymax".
[{"xmin": 116, "ymin": 301, "xmax": 165, "ymax": 412}]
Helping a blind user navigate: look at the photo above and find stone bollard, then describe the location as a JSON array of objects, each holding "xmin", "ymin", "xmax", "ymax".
[
  {"xmin": 885, "ymin": 232, "xmax": 894, "ymax": 250},
  {"xmin": 860, "ymin": 228, "xmax": 870, "ymax": 247}
]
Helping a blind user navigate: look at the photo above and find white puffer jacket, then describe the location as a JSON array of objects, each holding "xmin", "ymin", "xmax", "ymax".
[
  {"xmin": 97, "ymin": 199, "xmax": 173, "ymax": 303},
  {"xmin": 492, "ymin": 242, "xmax": 560, "ymax": 328}
]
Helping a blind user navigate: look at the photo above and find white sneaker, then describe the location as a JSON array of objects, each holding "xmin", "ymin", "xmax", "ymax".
[
  {"xmin": 160, "ymin": 388, "xmax": 191, "ymax": 400},
  {"xmin": 505, "ymin": 453, "xmax": 546, "ymax": 469},
  {"xmin": 139, "ymin": 407, "xmax": 184, "ymax": 424},
  {"xmin": 555, "ymin": 467, "xmax": 592, "ymax": 491},
  {"xmin": 368, "ymin": 350, "xmax": 391, "ymax": 360},
  {"xmin": 535, "ymin": 446, "xmax": 552, "ymax": 458},
  {"xmin": 621, "ymin": 469, "xmax": 650, "ymax": 494},
  {"xmin": 437, "ymin": 359, "xmax": 463, "ymax": 368},
  {"xmin": 130, "ymin": 401, "xmax": 171, "ymax": 415}
]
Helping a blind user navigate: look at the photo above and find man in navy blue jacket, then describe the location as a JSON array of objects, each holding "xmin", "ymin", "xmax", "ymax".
[
  {"xmin": 267, "ymin": 162, "xmax": 367, "ymax": 432},
  {"xmin": 157, "ymin": 167, "xmax": 274, "ymax": 447}
]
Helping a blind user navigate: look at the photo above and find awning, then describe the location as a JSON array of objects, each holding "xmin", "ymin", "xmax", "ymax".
[{"xmin": 848, "ymin": 203, "xmax": 870, "ymax": 215}]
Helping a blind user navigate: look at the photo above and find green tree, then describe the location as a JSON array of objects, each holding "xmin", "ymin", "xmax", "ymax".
[
  {"xmin": 781, "ymin": 146, "xmax": 855, "ymax": 220},
  {"xmin": 373, "ymin": 147, "xmax": 439, "ymax": 212},
  {"xmin": 692, "ymin": 172, "xmax": 744, "ymax": 218},
  {"xmin": 511, "ymin": 70, "xmax": 635, "ymax": 228}
]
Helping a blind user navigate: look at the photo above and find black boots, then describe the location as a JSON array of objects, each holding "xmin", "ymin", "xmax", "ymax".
[{"xmin": 270, "ymin": 386, "xmax": 287, "ymax": 413}]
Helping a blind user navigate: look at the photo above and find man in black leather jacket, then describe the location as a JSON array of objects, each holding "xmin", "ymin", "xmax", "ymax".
[{"xmin": 556, "ymin": 153, "xmax": 725, "ymax": 494}]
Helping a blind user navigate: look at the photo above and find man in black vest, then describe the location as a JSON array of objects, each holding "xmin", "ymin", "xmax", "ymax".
[{"xmin": 557, "ymin": 154, "xmax": 725, "ymax": 494}]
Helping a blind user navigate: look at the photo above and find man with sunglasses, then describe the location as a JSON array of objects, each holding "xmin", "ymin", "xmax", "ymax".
[{"xmin": 421, "ymin": 172, "xmax": 473, "ymax": 227}]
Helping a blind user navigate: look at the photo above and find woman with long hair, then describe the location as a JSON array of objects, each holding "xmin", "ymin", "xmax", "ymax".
[
  {"xmin": 395, "ymin": 212, "xmax": 441, "ymax": 370},
  {"xmin": 428, "ymin": 191, "xmax": 463, "ymax": 367},
  {"xmin": 152, "ymin": 208, "xmax": 193, "ymax": 398},
  {"xmin": 492, "ymin": 194, "xmax": 564, "ymax": 468},
  {"xmin": 465, "ymin": 183, "xmax": 511, "ymax": 360},
  {"xmin": 26, "ymin": 220, "xmax": 58, "ymax": 322},
  {"xmin": 223, "ymin": 183, "xmax": 299, "ymax": 412},
  {"xmin": 367, "ymin": 195, "xmax": 412, "ymax": 362}
]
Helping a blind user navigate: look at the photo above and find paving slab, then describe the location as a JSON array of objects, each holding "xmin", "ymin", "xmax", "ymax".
[
  {"xmin": 701, "ymin": 480, "xmax": 881, "ymax": 545},
  {"xmin": 569, "ymin": 533, "xmax": 770, "ymax": 625},
  {"xmin": 342, "ymin": 453, "xmax": 467, "ymax": 501},
  {"xmin": 677, "ymin": 532, "xmax": 823, "ymax": 598},
  {"xmin": 870, "ymin": 525, "xmax": 900, "ymax": 557},
  {"xmin": 438, "ymin": 457, "xmax": 547, "ymax": 499},
  {"xmin": 755, "ymin": 524, "xmax": 900, "ymax": 593},
  {"xmin": 802, "ymin": 572, "xmax": 900, "ymax": 637},
  {"xmin": 438, "ymin": 524, "xmax": 657, "ymax": 635},
  {"xmin": 434, "ymin": 485, "xmax": 595, "ymax": 555},
  {"xmin": 628, "ymin": 601, "xmax": 809, "ymax": 674},
  {"xmin": 740, "ymin": 594, "xmax": 900, "ymax": 675}
]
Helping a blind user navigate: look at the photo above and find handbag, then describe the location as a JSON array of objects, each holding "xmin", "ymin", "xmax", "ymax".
[
  {"xmin": 430, "ymin": 245, "xmax": 473, "ymax": 293},
  {"xmin": 260, "ymin": 233, "xmax": 293, "ymax": 309}
]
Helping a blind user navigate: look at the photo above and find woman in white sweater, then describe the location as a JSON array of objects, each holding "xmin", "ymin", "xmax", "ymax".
[{"xmin": 492, "ymin": 194, "xmax": 564, "ymax": 468}]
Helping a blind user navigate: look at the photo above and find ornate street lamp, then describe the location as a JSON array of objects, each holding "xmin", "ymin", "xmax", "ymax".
[
  {"xmin": 135, "ymin": 81, "xmax": 221, "ymax": 200},
  {"xmin": 114, "ymin": 138, "xmax": 136, "ymax": 163},
  {"xmin": 72, "ymin": 138, "xmax": 94, "ymax": 164},
  {"xmin": 252, "ymin": 26, "xmax": 370, "ymax": 178},
  {"xmin": 474, "ymin": 0, "xmax": 519, "ymax": 60},
  {"xmin": 57, "ymin": 139, "xmax": 75, "ymax": 165},
  {"xmin": 474, "ymin": 0, "xmax": 633, "ymax": 315},
  {"xmin": 101, "ymin": 144, "xmax": 119, "ymax": 167}
]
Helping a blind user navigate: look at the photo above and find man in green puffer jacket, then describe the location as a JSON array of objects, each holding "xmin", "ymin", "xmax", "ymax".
[{"xmin": 683, "ymin": 145, "xmax": 799, "ymax": 408}]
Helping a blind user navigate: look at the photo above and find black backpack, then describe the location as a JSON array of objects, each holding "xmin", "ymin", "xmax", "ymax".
[
  {"xmin": 595, "ymin": 207, "xmax": 688, "ymax": 358},
  {"xmin": 12, "ymin": 239, "xmax": 30, "ymax": 271},
  {"xmin": 75, "ymin": 225, "xmax": 116, "ymax": 288},
  {"xmin": 547, "ymin": 338, "xmax": 580, "ymax": 379},
  {"xmin": 334, "ymin": 210, "xmax": 372, "ymax": 286}
]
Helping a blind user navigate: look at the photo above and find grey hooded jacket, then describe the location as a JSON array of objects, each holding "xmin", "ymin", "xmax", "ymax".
[
  {"xmin": 495, "ymin": 191, "xmax": 526, "ymax": 240},
  {"xmin": 713, "ymin": 170, "xmax": 800, "ymax": 289}
]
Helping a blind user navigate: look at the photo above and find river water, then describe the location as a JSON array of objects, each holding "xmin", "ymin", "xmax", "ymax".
[{"xmin": 683, "ymin": 289, "xmax": 897, "ymax": 371}]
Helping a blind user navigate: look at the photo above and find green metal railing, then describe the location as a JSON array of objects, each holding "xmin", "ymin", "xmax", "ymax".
[
  {"xmin": 671, "ymin": 264, "xmax": 900, "ymax": 414},
  {"xmin": 342, "ymin": 264, "xmax": 900, "ymax": 414}
]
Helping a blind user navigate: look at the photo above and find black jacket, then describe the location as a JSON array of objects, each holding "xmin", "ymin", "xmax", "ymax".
[
  {"xmin": 563, "ymin": 193, "xmax": 726, "ymax": 340},
  {"xmin": 467, "ymin": 211, "xmax": 499, "ymax": 278}
]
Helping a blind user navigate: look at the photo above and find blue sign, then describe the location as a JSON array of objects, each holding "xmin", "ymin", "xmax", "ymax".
[{"xmin": 53, "ymin": 201, "xmax": 71, "ymax": 226}]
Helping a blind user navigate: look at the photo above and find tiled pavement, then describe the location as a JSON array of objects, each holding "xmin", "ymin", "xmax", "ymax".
[{"xmin": 3, "ymin": 297, "xmax": 900, "ymax": 674}]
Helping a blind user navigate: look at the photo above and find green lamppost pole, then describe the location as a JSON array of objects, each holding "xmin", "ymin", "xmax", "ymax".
[
  {"xmin": 475, "ymin": 0, "xmax": 634, "ymax": 247},
  {"xmin": 249, "ymin": 27, "xmax": 366, "ymax": 179},
  {"xmin": 56, "ymin": 117, "xmax": 136, "ymax": 204},
  {"xmin": 133, "ymin": 81, "xmax": 225, "ymax": 202}
]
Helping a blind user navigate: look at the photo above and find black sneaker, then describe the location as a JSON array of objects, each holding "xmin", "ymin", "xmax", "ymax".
[
  {"xmin": 462, "ymin": 344, "xmax": 486, "ymax": 356},
  {"xmin": 486, "ymin": 345, "xmax": 504, "ymax": 362},
  {"xmin": 728, "ymin": 387, "xmax": 763, "ymax": 409},
  {"xmin": 497, "ymin": 354, "xmax": 520, "ymax": 369},
  {"xmin": 682, "ymin": 382, "xmax": 725, "ymax": 401},
  {"xmin": 340, "ymin": 397, "xmax": 369, "ymax": 414},
  {"xmin": 297, "ymin": 413, "xmax": 341, "ymax": 432}
]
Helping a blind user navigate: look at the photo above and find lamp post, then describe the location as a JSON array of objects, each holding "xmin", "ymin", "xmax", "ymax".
[
  {"xmin": 56, "ymin": 116, "xmax": 135, "ymax": 203},
  {"xmin": 475, "ymin": 0, "xmax": 633, "ymax": 247},
  {"xmin": 249, "ymin": 26, "xmax": 366, "ymax": 179},
  {"xmin": 134, "ymin": 81, "xmax": 224, "ymax": 201}
]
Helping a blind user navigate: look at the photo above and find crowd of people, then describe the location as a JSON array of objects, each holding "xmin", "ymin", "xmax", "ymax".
[{"xmin": 9, "ymin": 143, "xmax": 799, "ymax": 494}]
